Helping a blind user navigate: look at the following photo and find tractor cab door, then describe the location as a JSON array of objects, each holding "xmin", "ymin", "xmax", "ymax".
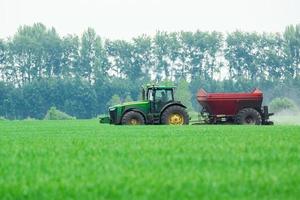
[{"xmin": 148, "ymin": 88, "xmax": 174, "ymax": 113}]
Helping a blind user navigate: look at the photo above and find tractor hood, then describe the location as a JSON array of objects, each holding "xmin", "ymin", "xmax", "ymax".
[{"xmin": 109, "ymin": 101, "xmax": 149, "ymax": 110}]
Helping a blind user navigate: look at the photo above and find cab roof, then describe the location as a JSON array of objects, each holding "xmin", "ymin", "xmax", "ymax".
[{"xmin": 145, "ymin": 84, "xmax": 176, "ymax": 89}]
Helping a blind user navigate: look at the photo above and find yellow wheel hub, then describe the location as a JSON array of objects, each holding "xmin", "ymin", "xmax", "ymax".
[
  {"xmin": 168, "ymin": 113, "xmax": 184, "ymax": 125},
  {"xmin": 130, "ymin": 118, "xmax": 138, "ymax": 125}
]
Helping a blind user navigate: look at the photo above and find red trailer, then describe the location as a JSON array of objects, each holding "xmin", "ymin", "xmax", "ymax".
[{"xmin": 197, "ymin": 88, "xmax": 273, "ymax": 125}]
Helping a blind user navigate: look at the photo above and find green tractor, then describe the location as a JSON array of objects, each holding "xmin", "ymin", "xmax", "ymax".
[{"xmin": 100, "ymin": 85, "xmax": 189, "ymax": 125}]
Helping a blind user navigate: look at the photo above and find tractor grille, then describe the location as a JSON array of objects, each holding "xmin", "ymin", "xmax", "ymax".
[{"xmin": 109, "ymin": 109, "xmax": 117, "ymax": 124}]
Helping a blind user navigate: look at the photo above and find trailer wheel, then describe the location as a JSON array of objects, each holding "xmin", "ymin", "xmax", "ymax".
[
  {"xmin": 121, "ymin": 111, "xmax": 145, "ymax": 125},
  {"xmin": 161, "ymin": 106, "xmax": 189, "ymax": 125},
  {"xmin": 235, "ymin": 108, "xmax": 262, "ymax": 125}
]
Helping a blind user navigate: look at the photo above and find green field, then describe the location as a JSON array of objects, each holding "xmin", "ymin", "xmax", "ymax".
[{"xmin": 0, "ymin": 120, "xmax": 300, "ymax": 199}]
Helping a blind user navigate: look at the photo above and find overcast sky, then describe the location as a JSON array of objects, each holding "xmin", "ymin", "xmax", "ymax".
[{"xmin": 0, "ymin": 0, "xmax": 299, "ymax": 40}]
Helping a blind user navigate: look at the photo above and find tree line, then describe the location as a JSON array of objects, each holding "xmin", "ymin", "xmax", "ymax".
[{"xmin": 0, "ymin": 23, "xmax": 299, "ymax": 119}]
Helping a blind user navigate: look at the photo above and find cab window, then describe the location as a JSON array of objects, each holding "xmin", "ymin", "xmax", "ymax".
[
  {"xmin": 155, "ymin": 89, "xmax": 173, "ymax": 102},
  {"xmin": 147, "ymin": 89, "xmax": 154, "ymax": 101}
]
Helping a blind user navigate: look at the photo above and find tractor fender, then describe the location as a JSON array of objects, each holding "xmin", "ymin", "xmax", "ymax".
[
  {"xmin": 121, "ymin": 108, "xmax": 147, "ymax": 122},
  {"xmin": 160, "ymin": 102, "xmax": 187, "ymax": 116}
]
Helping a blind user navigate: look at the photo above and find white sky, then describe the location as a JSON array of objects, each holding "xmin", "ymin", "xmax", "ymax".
[{"xmin": 0, "ymin": 0, "xmax": 299, "ymax": 40}]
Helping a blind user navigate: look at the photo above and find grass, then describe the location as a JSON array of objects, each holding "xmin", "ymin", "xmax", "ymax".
[{"xmin": 0, "ymin": 120, "xmax": 300, "ymax": 200}]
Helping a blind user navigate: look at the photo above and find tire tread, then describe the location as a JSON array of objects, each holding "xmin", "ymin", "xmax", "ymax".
[
  {"xmin": 235, "ymin": 108, "xmax": 262, "ymax": 125},
  {"xmin": 161, "ymin": 105, "xmax": 189, "ymax": 125}
]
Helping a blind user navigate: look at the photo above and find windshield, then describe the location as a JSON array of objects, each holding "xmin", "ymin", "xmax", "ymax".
[
  {"xmin": 147, "ymin": 88, "xmax": 173, "ymax": 102},
  {"xmin": 156, "ymin": 89, "xmax": 173, "ymax": 102}
]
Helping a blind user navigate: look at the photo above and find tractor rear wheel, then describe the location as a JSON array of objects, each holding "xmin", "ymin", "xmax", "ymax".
[
  {"xmin": 161, "ymin": 106, "xmax": 189, "ymax": 125},
  {"xmin": 121, "ymin": 111, "xmax": 145, "ymax": 125},
  {"xmin": 235, "ymin": 108, "xmax": 262, "ymax": 125}
]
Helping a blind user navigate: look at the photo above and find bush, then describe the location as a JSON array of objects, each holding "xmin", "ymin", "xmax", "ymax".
[
  {"xmin": 44, "ymin": 107, "xmax": 75, "ymax": 120},
  {"xmin": 23, "ymin": 117, "xmax": 37, "ymax": 121},
  {"xmin": 0, "ymin": 116, "xmax": 7, "ymax": 121},
  {"xmin": 269, "ymin": 97, "xmax": 298, "ymax": 113}
]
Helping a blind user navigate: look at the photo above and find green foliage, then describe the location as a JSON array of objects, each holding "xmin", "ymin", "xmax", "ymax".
[
  {"xmin": 0, "ymin": 120, "xmax": 300, "ymax": 199},
  {"xmin": 44, "ymin": 107, "xmax": 75, "ymax": 120},
  {"xmin": 80, "ymin": 28, "xmax": 108, "ymax": 83},
  {"xmin": 23, "ymin": 117, "xmax": 37, "ymax": 121},
  {"xmin": 124, "ymin": 95, "xmax": 133, "ymax": 102},
  {"xmin": 269, "ymin": 97, "xmax": 298, "ymax": 113},
  {"xmin": 0, "ymin": 23, "xmax": 300, "ymax": 119},
  {"xmin": 107, "ymin": 94, "xmax": 121, "ymax": 107},
  {"xmin": 284, "ymin": 24, "xmax": 300, "ymax": 78},
  {"xmin": 175, "ymin": 79, "xmax": 193, "ymax": 111},
  {"xmin": 159, "ymin": 80, "xmax": 174, "ymax": 87}
]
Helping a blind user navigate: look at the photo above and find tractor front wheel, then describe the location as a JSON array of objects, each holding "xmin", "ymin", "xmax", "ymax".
[
  {"xmin": 121, "ymin": 111, "xmax": 145, "ymax": 125},
  {"xmin": 161, "ymin": 106, "xmax": 189, "ymax": 125}
]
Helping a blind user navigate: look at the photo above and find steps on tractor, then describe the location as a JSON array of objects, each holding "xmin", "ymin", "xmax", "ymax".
[{"xmin": 148, "ymin": 113, "xmax": 160, "ymax": 124}]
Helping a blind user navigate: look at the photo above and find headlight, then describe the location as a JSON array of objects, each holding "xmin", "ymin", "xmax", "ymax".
[{"xmin": 109, "ymin": 107, "xmax": 116, "ymax": 111}]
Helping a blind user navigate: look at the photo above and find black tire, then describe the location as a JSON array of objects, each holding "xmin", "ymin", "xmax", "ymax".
[
  {"xmin": 235, "ymin": 108, "xmax": 262, "ymax": 125},
  {"xmin": 161, "ymin": 105, "xmax": 189, "ymax": 125},
  {"xmin": 121, "ymin": 111, "xmax": 145, "ymax": 125}
]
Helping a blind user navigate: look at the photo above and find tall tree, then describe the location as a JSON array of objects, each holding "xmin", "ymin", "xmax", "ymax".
[
  {"xmin": 175, "ymin": 79, "xmax": 193, "ymax": 111},
  {"xmin": 10, "ymin": 23, "xmax": 62, "ymax": 84},
  {"xmin": 105, "ymin": 39, "xmax": 136, "ymax": 79},
  {"xmin": 257, "ymin": 33, "xmax": 286, "ymax": 81},
  {"xmin": 203, "ymin": 31, "xmax": 223, "ymax": 79},
  {"xmin": 0, "ymin": 40, "xmax": 7, "ymax": 82},
  {"xmin": 225, "ymin": 31, "xmax": 262, "ymax": 81},
  {"xmin": 284, "ymin": 24, "xmax": 300, "ymax": 78},
  {"xmin": 61, "ymin": 35, "xmax": 80, "ymax": 78},
  {"xmin": 132, "ymin": 35, "xmax": 153, "ymax": 81},
  {"xmin": 80, "ymin": 28, "xmax": 107, "ymax": 83},
  {"xmin": 153, "ymin": 31, "xmax": 172, "ymax": 81},
  {"xmin": 179, "ymin": 31, "xmax": 220, "ymax": 81},
  {"xmin": 43, "ymin": 27, "xmax": 62, "ymax": 78}
]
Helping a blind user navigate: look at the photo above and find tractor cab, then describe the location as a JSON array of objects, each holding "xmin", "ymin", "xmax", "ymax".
[{"xmin": 143, "ymin": 85, "xmax": 175, "ymax": 113}]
